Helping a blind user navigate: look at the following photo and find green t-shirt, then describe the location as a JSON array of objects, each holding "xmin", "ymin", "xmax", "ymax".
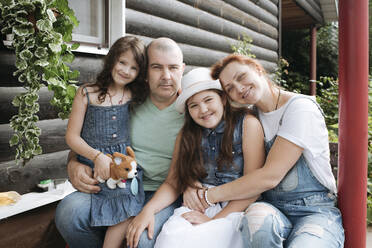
[{"xmin": 130, "ymin": 97, "xmax": 184, "ymax": 191}]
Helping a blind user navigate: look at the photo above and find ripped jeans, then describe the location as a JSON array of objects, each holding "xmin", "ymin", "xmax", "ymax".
[
  {"xmin": 239, "ymin": 196, "xmax": 344, "ymax": 248},
  {"xmin": 239, "ymin": 134, "xmax": 345, "ymax": 247}
]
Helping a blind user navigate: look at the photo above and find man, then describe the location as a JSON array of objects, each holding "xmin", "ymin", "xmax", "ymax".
[{"xmin": 55, "ymin": 37, "xmax": 185, "ymax": 248}]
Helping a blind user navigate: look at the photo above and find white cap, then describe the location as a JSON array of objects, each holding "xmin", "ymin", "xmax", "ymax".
[{"xmin": 175, "ymin": 68, "xmax": 222, "ymax": 113}]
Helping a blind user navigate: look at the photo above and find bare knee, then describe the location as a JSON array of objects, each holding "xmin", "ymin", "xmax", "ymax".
[{"xmin": 244, "ymin": 202, "xmax": 282, "ymax": 235}]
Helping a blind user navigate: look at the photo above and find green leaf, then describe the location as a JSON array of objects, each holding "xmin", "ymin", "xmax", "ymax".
[
  {"xmin": 13, "ymin": 25, "xmax": 34, "ymax": 36},
  {"xmin": 15, "ymin": 17, "xmax": 28, "ymax": 25},
  {"xmin": 46, "ymin": 8, "xmax": 57, "ymax": 23},
  {"xmin": 35, "ymin": 47, "xmax": 48, "ymax": 58},
  {"xmin": 36, "ymin": 19, "xmax": 52, "ymax": 32},
  {"xmin": 62, "ymin": 53, "xmax": 74, "ymax": 63},
  {"xmin": 47, "ymin": 77, "xmax": 61, "ymax": 86},
  {"xmin": 19, "ymin": 49, "xmax": 33, "ymax": 60},
  {"xmin": 12, "ymin": 96, "xmax": 21, "ymax": 107},
  {"xmin": 35, "ymin": 59, "xmax": 49, "ymax": 67},
  {"xmin": 69, "ymin": 69, "xmax": 80, "ymax": 79},
  {"xmin": 66, "ymin": 85, "xmax": 76, "ymax": 98},
  {"xmin": 33, "ymin": 145, "xmax": 42, "ymax": 155},
  {"xmin": 25, "ymin": 38, "xmax": 35, "ymax": 48},
  {"xmin": 9, "ymin": 134, "xmax": 19, "ymax": 146},
  {"xmin": 15, "ymin": 59, "xmax": 27, "ymax": 70},
  {"xmin": 25, "ymin": 95, "xmax": 35, "ymax": 106},
  {"xmin": 18, "ymin": 73, "xmax": 26, "ymax": 83},
  {"xmin": 48, "ymin": 42, "xmax": 61, "ymax": 53},
  {"xmin": 71, "ymin": 42, "xmax": 80, "ymax": 50}
]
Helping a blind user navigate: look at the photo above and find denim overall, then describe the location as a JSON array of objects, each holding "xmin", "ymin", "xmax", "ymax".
[
  {"xmin": 240, "ymin": 96, "xmax": 344, "ymax": 248},
  {"xmin": 77, "ymin": 89, "xmax": 145, "ymax": 227},
  {"xmin": 200, "ymin": 115, "xmax": 244, "ymax": 186}
]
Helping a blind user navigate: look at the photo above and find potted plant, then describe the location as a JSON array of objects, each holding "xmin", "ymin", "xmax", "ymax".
[{"xmin": 0, "ymin": 0, "xmax": 80, "ymax": 165}]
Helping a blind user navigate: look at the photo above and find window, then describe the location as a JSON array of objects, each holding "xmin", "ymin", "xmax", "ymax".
[{"xmin": 67, "ymin": 0, "xmax": 125, "ymax": 55}]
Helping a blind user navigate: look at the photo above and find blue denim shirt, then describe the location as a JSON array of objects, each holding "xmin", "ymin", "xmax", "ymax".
[{"xmin": 200, "ymin": 115, "xmax": 245, "ymax": 186}]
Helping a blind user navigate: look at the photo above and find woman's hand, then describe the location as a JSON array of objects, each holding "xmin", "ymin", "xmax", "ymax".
[
  {"xmin": 181, "ymin": 210, "xmax": 211, "ymax": 224},
  {"xmin": 183, "ymin": 182, "xmax": 206, "ymax": 212},
  {"xmin": 126, "ymin": 208, "xmax": 155, "ymax": 248},
  {"xmin": 93, "ymin": 153, "xmax": 111, "ymax": 181}
]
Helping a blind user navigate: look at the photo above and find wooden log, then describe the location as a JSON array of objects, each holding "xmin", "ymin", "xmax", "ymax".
[
  {"xmin": 178, "ymin": 0, "xmax": 278, "ymax": 38},
  {"xmin": 0, "ymin": 49, "xmax": 20, "ymax": 86},
  {"xmin": 0, "ymin": 87, "xmax": 59, "ymax": 124},
  {"xmin": 0, "ymin": 119, "xmax": 68, "ymax": 162},
  {"xmin": 127, "ymin": 0, "xmax": 278, "ymax": 40},
  {"xmin": 0, "ymin": 150, "xmax": 69, "ymax": 194},
  {"xmin": 302, "ymin": 0, "xmax": 322, "ymax": 15},
  {"xmin": 249, "ymin": 0, "xmax": 278, "ymax": 16},
  {"xmin": 69, "ymin": 54, "xmax": 103, "ymax": 84},
  {"xmin": 295, "ymin": 0, "xmax": 324, "ymax": 23},
  {"xmin": 0, "ymin": 49, "xmax": 103, "ymax": 86},
  {"xmin": 132, "ymin": 34, "xmax": 278, "ymax": 72},
  {"xmin": 126, "ymin": 9, "xmax": 278, "ymax": 62},
  {"xmin": 179, "ymin": 0, "xmax": 278, "ymax": 39},
  {"xmin": 223, "ymin": 0, "xmax": 278, "ymax": 27}
]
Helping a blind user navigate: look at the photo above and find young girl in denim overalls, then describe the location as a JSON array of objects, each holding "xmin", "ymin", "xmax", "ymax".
[
  {"xmin": 65, "ymin": 36, "xmax": 146, "ymax": 248},
  {"xmin": 131, "ymin": 67, "xmax": 265, "ymax": 248},
  {"xmin": 207, "ymin": 54, "xmax": 345, "ymax": 247}
]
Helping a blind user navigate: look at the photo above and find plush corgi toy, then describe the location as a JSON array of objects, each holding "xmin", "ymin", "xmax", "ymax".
[{"xmin": 97, "ymin": 146, "xmax": 138, "ymax": 190}]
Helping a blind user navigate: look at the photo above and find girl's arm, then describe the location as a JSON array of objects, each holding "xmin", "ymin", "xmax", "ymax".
[
  {"xmin": 66, "ymin": 86, "xmax": 96, "ymax": 159},
  {"xmin": 207, "ymin": 134, "xmax": 303, "ymax": 204},
  {"xmin": 126, "ymin": 132, "xmax": 182, "ymax": 248},
  {"xmin": 65, "ymin": 86, "xmax": 111, "ymax": 180}
]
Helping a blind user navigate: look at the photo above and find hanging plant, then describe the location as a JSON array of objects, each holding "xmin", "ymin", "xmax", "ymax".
[{"xmin": 0, "ymin": 0, "xmax": 80, "ymax": 165}]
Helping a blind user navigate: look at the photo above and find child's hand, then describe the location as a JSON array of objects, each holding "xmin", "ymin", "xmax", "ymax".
[
  {"xmin": 93, "ymin": 153, "xmax": 111, "ymax": 182},
  {"xmin": 181, "ymin": 210, "xmax": 211, "ymax": 224}
]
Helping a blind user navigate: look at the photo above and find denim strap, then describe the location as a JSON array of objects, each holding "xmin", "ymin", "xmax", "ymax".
[{"xmin": 83, "ymin": 87, "xmax": 91, "ymax": 105}]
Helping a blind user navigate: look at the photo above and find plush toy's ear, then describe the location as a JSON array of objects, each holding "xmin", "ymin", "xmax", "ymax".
[
  {"xmin": 113, "ymin": 156, "xmax": 123, "ymax": 165},
  {"xmin": 126, "ymin": 146, "xmax": 135, "ymax": 159},
  {"xmin": 111, "ymin": 152, "xmax": 123, "ymax": 165}
]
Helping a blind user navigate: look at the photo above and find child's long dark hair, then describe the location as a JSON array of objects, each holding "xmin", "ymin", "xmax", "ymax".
[
  {"xmin": 88, "ymin": 36, "xmax": 148, "ymax": 110},
  {"xmin": 175, "ymin": 90, "xmax": 251, "ymax": 192}
]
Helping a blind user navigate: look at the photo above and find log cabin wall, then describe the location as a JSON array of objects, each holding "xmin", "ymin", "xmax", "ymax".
[
  {"xmin": 0, "ymin": 0, "xmax": 279, "ymax": 194},
  {"xmin": 126, "ymin": 0, "xmax": 279, "ymax": 71}
]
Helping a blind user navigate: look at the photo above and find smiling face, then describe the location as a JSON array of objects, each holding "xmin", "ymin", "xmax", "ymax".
[
  {"xmin": 111, "ymin": 50, "xmax": 140, "ymax": 87},
  {"xmin": 146, "ymin": 39, "xmax": 185, "ymax": 107},
  {"xmin": 187, "ymin": 90, "xmax": 225, "ymax": 129},
  {"xmin": 218, "ymin": 61, "xmax": 269, "ymax": 105}
]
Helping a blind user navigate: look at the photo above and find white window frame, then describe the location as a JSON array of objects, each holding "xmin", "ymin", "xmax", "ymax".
[{"xmin": 71, "ymin": 0, "xmax": 126, "ymax": 55}]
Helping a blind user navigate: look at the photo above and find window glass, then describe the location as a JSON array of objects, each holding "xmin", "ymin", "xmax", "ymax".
[{"xmin": 68, "ymin": 0, "xmax": 106, "ymax": 47}]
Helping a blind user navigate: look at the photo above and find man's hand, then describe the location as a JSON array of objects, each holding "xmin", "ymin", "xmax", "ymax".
[
  {"xmin": 126, "ymin": 208, "xmax": 155, "ymax": 248},
  {"xmin": 183, "ymin": 182, "xmax": 206, "ymax": 212},
  {"xmin": 68, "ymin": 156, "xmax": 100, "ymax": 193},
  {"xmin": 181, "ymin": 210, "xmax": 211, "ymax": 225}
]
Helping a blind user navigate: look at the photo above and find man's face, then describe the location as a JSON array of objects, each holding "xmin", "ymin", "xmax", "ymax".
[{"xmin": 147, "ymin": 48, "xmax": 184, "ymax": 104}]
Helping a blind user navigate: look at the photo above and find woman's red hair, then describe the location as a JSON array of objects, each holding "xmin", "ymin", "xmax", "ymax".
[{"xmin": 211, "ymin": 54, "xmax": 267, "ymax": 80}]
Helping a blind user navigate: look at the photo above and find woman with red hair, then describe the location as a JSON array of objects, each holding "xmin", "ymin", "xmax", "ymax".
[{"xmin": 187, "ymin": 54, "xmax": 345, "ymax": 247}]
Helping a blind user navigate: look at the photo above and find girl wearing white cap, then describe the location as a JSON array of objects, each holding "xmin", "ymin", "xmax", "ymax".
[{"xmin": 133, "ymin": 67, "xmax": 265, "ymax": 247}]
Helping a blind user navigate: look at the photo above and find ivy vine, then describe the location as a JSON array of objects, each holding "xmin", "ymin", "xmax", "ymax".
[{"xmin": 0, "ymin": 0, "xmax": 79, "ymax": 165}]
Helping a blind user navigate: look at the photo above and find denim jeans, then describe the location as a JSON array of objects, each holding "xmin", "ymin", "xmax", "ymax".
[
  {"xmin": 55, "ymin": 191, "xmax": 180, "ymax": 248},
  {"xmin": 239, "ymin": 200, "xmax": 344, "ymax": 248}
]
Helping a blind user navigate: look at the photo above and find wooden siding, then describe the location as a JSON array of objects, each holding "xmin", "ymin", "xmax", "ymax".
[
  {"xmin": 126, "ymin": 0, "xmax": 279, "ymax": 71},
  {"xmin": 0, "ymin": 0, "xmax": 279, "ymax": 193}
]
